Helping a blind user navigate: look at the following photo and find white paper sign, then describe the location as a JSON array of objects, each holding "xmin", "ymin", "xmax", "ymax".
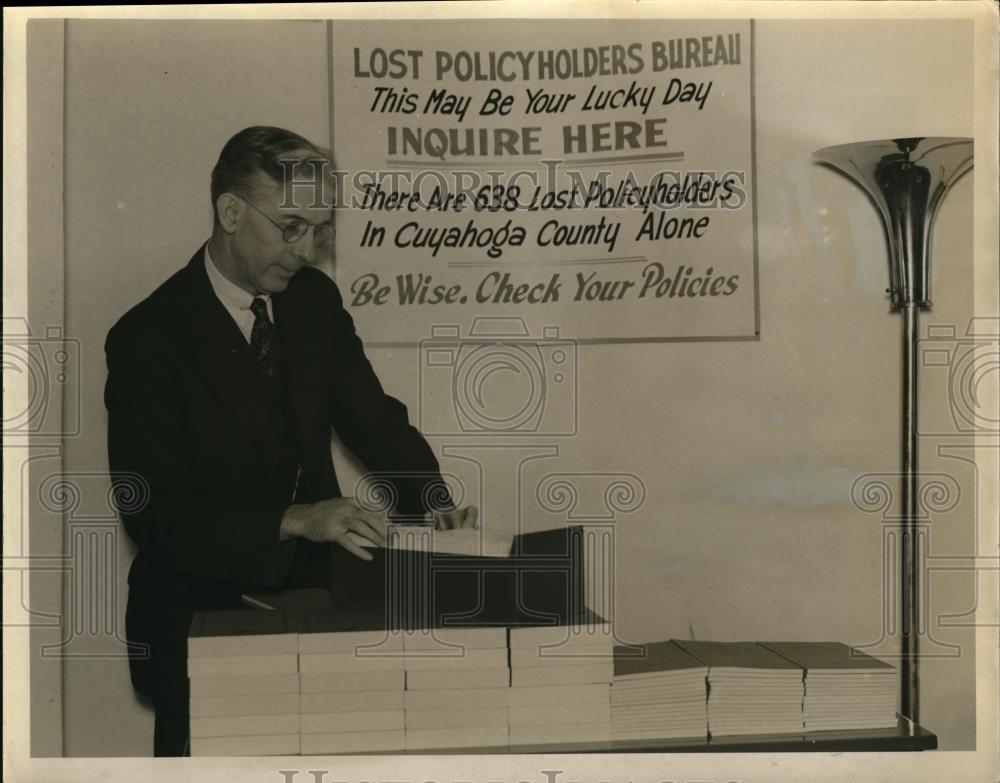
[{"xmin": 330, "ymin": 19, "xmax": 758, "ymax": 344}]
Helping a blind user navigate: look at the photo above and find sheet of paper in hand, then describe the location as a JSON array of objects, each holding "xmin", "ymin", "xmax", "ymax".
[{"xmin": 347, "ymin": 525, "xmax": 514, "ymax": 558}]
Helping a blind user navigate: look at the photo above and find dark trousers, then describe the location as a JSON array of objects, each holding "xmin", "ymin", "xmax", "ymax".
[{"xmin": 153, "ymin": 698, "xmax": 190, "ymax": 757}]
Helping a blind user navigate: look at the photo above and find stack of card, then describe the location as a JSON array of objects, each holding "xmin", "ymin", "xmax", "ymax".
[
  {"xmin": 610, "ymin": 640, "xmax": 708, "ymax": 741},
  {"xmin": 674, "ymin": 641, "xmax": 804, "ymax": 737},
  {"xmin": 506, "ymin": 614, "xmax": 614, "ymax": 746},
  {"xmin": 188, "ymin": 610, "xmax": 301, "ymax": 756},
  {"xmin": 297, "ymin": 609, "xmax": 407, "ymax": 754},
  {"xmin": 760, "ymin": 642, "xmax": 897, "ymax": 732},
  {"xmin": 403, "ymin": 626, "xmax": 511, "ymax": 751}
]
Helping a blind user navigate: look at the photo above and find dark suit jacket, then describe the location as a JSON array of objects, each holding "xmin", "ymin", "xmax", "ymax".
[{"xmin": 105, "ymin": 246, "xmax": 447, "ymax": 701}]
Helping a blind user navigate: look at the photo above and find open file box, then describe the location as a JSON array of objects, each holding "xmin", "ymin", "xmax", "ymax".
[{"xmin": 330, "ymin": 526, "xmax": 587, "ymax": 629}]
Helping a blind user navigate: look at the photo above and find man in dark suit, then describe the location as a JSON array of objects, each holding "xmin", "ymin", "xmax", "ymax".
[{"xmin": 104, "ymin": 126, "xmax": 477, "ymax": 756}]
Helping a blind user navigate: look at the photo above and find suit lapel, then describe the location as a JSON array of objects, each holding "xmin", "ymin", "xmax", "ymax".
[
  {"xmin": 273, "ymin": 281, "xmax": 327, "ymax": 459},
  {"xmin": 181, "ymin": 247, "xmax": 288, "ymax": 461}
]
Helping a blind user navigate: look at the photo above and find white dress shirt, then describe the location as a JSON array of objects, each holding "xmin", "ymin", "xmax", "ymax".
[{"xmin": 204, "ymin": 243, "xmax": 274, "ymax": 344}]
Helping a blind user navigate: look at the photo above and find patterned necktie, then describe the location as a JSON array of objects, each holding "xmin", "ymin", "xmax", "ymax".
[{"xmin": 249, "ymin": 297, "xmax": 282, "ymax": 377}]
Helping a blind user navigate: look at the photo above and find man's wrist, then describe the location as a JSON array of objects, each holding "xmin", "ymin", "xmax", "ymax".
[{"xmin": 279, "ymin": 505, "xmax": 304, "ymax": 541}]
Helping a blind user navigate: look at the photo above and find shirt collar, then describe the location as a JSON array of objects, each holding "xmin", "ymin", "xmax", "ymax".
[{"xmin": 204, "ymin": 242, "xmax": 270, "ymax": 312}]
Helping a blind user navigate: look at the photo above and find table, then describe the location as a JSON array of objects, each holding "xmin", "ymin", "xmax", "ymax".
[{"xmin": 412, "ymin": 717, "xmax": 936, "ymax": 754}]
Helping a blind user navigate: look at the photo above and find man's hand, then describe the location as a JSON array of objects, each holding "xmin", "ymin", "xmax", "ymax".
[
  {"xmin": 280, "ymin": 497, "xmax": 387, "ymax": 561},
  {"xmin": 430, "ymin": 505, "xmax": 479, "ymax": 530}
]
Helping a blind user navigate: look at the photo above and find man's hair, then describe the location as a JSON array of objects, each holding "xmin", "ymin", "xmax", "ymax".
[{"xmin": 210, "ymin": 126, "xmax": 330, "ymax": 223}]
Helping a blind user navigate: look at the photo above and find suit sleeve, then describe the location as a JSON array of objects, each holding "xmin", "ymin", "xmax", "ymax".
[
  {"xmin": 324, "ymin": 283, "xmax": 453, "ymax": 518},
  {"xmin": 105, "ymin": 322, "xmax": 297, "ymax": 586}
]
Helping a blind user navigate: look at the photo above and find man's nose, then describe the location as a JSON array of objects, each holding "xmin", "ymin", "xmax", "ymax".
[{"xmin": 291, "ymin": 230, "xmax": 318, "ymax": 265}]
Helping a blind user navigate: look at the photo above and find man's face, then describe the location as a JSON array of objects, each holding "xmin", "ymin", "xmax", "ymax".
[{"xmin": 229, "ymin": 171, "xmax": 334, "ymax": 295}]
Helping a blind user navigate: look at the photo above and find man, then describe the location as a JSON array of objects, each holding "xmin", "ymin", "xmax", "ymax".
[{"xmin": 105, "ymin": 126, "xmax": 477, "ymax": 756}]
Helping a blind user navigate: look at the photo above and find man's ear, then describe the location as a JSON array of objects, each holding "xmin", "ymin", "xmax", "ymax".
[{"xmin": 215, "ymin": 193, "xmax": 243, "ymax": 234}]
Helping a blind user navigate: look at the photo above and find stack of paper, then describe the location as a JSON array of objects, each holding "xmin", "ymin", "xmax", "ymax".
[
  {"xmin": 760, "ymin": 642, "xmax": 897, "ymax": 732},
  {"xmin": 611, "ymin": 641, "xmax": 708, "ymax": 741},
  {"xmin": 506, "ymin": 615, "xmax": 614, "ymax": 745},
  {"xmin": 297, "ymin": 610, "xmax": 406, "ymax": 754},
  {"xmin": 675, "ymin": 641, "xmax": 804, "ymax": 737},
  {"xmin": 403, "ymin": 626, "xmax": 511, "ymax": 750},
  {"xmin": 347, "ymin": 526, "xmax": 514, "ymax": 558},
  {"xmin": 505, "ymin": 682, "xmax": 612, "ymax": 747},
  {"xmin": 187, "ymin": 610, "xmax": 301, "ymax": 756}
]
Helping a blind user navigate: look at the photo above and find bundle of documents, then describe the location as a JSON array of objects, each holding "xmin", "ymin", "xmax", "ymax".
[
  {"xmin": 611, "ymin": 640, "xmax": 708, "ymax": 741},
  {"xmin": 347, "ymin": 525, "xmax": 514, "ymax": 558},
  {"xmin": 190, "ymin": 602, "xmax": 908, "ymax": 755},
  {"xmin": 506, "ymin": 613, "xmax": 614, "ymax": 745},
  {"xmin": 297, "ymin": 610, "xmax": 407, "ymax": 754},
  {"xmin": 675, "ymin": 640, "xmax": 804, "ymax": 737},
  {"xmin": 760, "ymin": 642, "xmax": 897, "ymax": 732},
  {"xmin": 403, "ymin": 626, "xmax": 511, "ymax": 751},
  {"xmin": 188, "ymin": 610, "xmax": 301, "ymax": 756}
]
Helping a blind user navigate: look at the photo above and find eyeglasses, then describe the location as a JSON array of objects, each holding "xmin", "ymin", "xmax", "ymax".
[{"xmin": 238, "ymin": 196, "xmax": 335, "ymax": 244}]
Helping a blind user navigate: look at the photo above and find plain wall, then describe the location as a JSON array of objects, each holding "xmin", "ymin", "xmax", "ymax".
[
  {"xmin": 25, "ymin": 17, "xmax": 66, "ymax": 758},
  {"xmin": 45, "ymin": 18, "xmax": 976, "ymax": 756}
]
